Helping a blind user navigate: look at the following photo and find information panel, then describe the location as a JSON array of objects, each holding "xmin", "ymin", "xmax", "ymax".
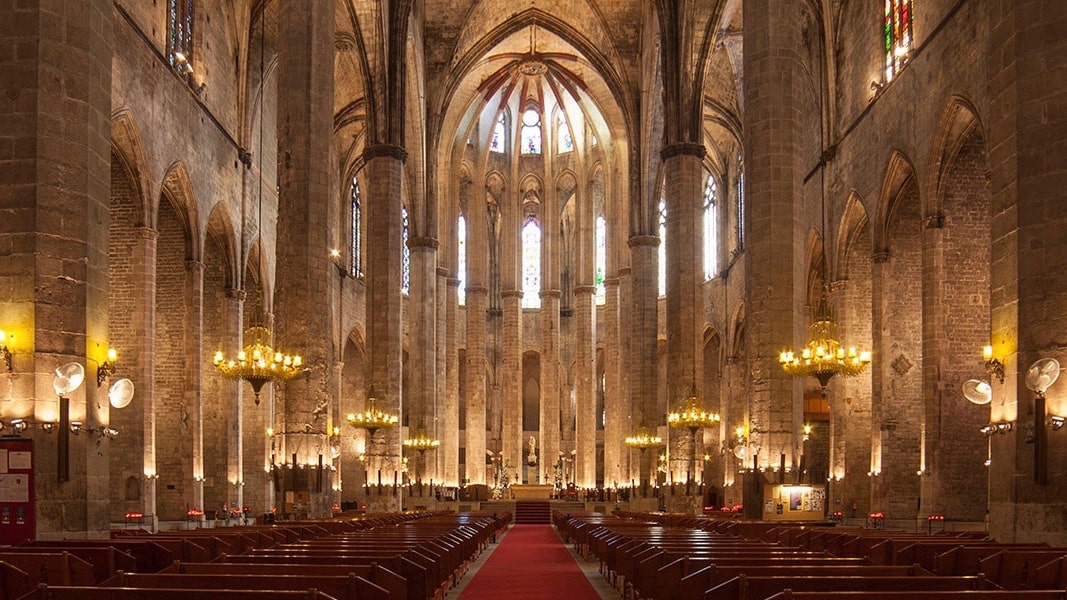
[{"xmin": 0, "ymin": 439, "xmax": 34, "ymax": 544}]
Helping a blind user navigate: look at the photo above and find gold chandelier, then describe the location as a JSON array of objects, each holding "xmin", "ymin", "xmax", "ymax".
[
  {"xmin": 668, "ymin": 387, "xmax": 721, "ymax": 432},
  {"xmin": 624, "ymin": 427, "xmax": 665, "ymax": 451},
  {"xmin": 402, "ymin": 431, "xmax": 440, "ymax": 453},
  {"xmin": 346, "ymin": 388, "xmax": 399, "ymax": 436},
  {"xmin": 213, "ymin": 326, "xmax": 303, "ymax": 404},
  {"xmin": 779, "ymin": 293, "xmax": 871, "ymax": 389}
]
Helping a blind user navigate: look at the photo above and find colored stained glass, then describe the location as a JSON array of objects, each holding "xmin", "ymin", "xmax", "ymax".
[
  {"xmin": 350, "ymin": 177, "xmax": 361, "ymax": 277},
  {"xmin": 704, "ymin": 176, "xmax": 718, "ymax": 281},
  {"xmin": 522, "ymin": 220, "xmax": 541, "ymax": 308},
  {"xmin": 457, "ymin": 215, "xmax": 467, "ymax": 305},
  {"xmin": 595, "ymin": 215, "xmax": 606, "ymax": 304},
  {"xmin": 658, "ymin": 200, "xmax": 667, "ymax": 297},
  {"xmin": 402, "ymin": 206, "xmax": 410, "ymax": 295}
]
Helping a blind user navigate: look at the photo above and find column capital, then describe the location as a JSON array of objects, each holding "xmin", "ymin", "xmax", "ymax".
[
  {"xmin": 501, "ymin": 290, "xmax": 523, "ymax": 299},
  {"xmin": 225, "ymin": 287, "xmax": 246, "ymax": 301},
  {"xmin": 446, "ymin": 277, "xmax": 461, "ymax": 288},
  {"xmin": 872, "ymin": 250, "xmax": 890, "ymax": 264},
  {"xmin": 539, "ymin": 289, "xmax": 562, "ymax": 299},
  {"xmin": 603, "ymin": 277, "xmax": 620, "ymax": 287},
  {"xmin": 407, "ymin": 236, "xmax": 438, "ymax": 250},
  {"xmin": 617, "ymin": 267, "xmax": 632, "ymax": 277},
  {"xmin": 362, "ymin": 144, "xmax": 407, "ymax": 162},
  {"xmin": 661, "ymin": 142, "xmax": 706, "ymax": 161},
  {"xmin": 573, "ymin": 285, "xmax": 597, "ymax": 295},
  {"xmin": 136, "ymin": 226, "xmax": 159, "ymax": 241},
  {"xmin": 185, "ymin": 260, "xmax": 204, "ymax": 272},
  {"xmin": 466, "ymin": 285, "xmax": 489, "ymax": 295},
  {"xmin": 436, "ymin": 266, "xmax": 451, "ymax": 278},
  {"xmin": 628, "ymin": 235, "xmax": 660, "ymax": 248}
]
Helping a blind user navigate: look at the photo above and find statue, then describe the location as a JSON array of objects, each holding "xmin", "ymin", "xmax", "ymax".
[{"xmin": 527, "ymin": 436, "xmax": 537, "ymax": 466}]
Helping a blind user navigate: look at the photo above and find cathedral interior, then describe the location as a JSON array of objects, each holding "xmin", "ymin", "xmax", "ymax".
[{"xmin": 1, "ymin": 0, "xmax": 1066, "ymax": 545}]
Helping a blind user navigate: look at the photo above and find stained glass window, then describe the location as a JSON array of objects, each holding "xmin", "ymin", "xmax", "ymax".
[
  {"xmin": 457, "ymin": 215, "xmax": 467, "ymax": 306},
  {"xmin": 884, "ymin": 0, "xmax": 913, "ymax": 82},
  {"xmin": 658, "ymin": 200, "xmax": 667, "ymax": 297},
  {"xmin": 490, "ymin": 113, "xmax": 506, "ymax": 154},
  {"xmin": 521, "ymin": 109, "xmax": 542, "ymax": 155},
  {"xmin": 595, "ymin": 215, "xmax": 606, "ymax": 304},
  {"xmin": 736, "ymin": 155, "xmax": 745, "ymax": 251},
  {"xmin": 350, "ymin": 176, "xmax": 361, "ymax": 278},
  {"xmin": 401, "ymin": 206, "xmax": 410, "ymax": 295},
  {"xmin": 167, "ymin": 0, "xmax": 194, "ymax": 70},
  {"xmin": 558, "ymin": 116, "xmax": 573, "ymax": 153},
  {"xmin": 522, "ymin": 219, "xmax": 541, "ymax": 308},
  {"xmin": 703, "ymin": 176, "xmax": 718, "ymax": 281}
]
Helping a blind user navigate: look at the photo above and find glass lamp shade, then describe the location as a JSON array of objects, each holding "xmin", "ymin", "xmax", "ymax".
[
  {"xmin": 1026, "ymin": 358, "xmax": 1061, "ymax": 394},
  {"xmin": 108, "ymin": 378, "xmax": 136, "ymax": 409},
  {"xmin": 962, "ymin": 379, "xmax": 992, "ymax": 405},
  {"xmin": 52, "ymin": 362, "xmax": 85, "ymax": 396}
]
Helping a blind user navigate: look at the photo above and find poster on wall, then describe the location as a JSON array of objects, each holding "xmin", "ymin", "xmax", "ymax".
[{"xmin": 0, "ymin": 439, "xmax": 34, "ymax": 544}]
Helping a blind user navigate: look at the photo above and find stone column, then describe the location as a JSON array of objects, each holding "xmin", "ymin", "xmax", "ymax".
[
  {"xmin": 617, "ymin": 268, "xmax": 635, "ymax": 485},
  {"xmin": 628, "ymin": 237, "xmax": 660, "ymax": 491},
  {"xmin": 443, "ymin": 277, "xmax": 461, "ymax": 486},
  {"xmin": 0, "ymin": 0, "xmax": 112, "ymax": 537},
  {"xmin": 129, "ymin": 228, "xmax": 159, "ymax": 528},
  {"xmin": 575, "ymin": 285, "xmax": 597, "ymax": 488},
  {"xmin": 540, "ymin": 289, "xmax": 563, "ymax": 485},
  {"xmin": 362, "ymin": 146, "xmax": 406, "ymax": 502},
  {"xmin": 223, "ymin": 289, "xmax": 244, "ymax": 510},
  {"xmin": 742, "ymin": 0, "xmax": 805, "ymax": 501},
  {"xmin": 434, "ymin": 267, "xmax": 450, "ymax": 485},
  {"xmin": 663, "ymin": 144, "xmax": 707, "ymax": 409},
  {"xmin": 275, "ymin": 0, "xmax": 337, "ymax": 516},
  {"xmin": 184, "ymin": 261, "xmax": 205, "ymax": 514},
  {"xmin": 408, "ymin": 237, "xmax": 438, "ymax": 487},
  {"xmin": 603, "ymin": 276, "xmax": 625, "ymax": 489},
  {"xmin": 465, "ymin": 286, "xmax": 488, "ymax": 485},
  {"xmin": 987, "ymin": 0, "xmax": 1067, "ymax": 544},
  {"xmin": 501, "ymin": 290, "xmax": 523, "ymax": 475}
]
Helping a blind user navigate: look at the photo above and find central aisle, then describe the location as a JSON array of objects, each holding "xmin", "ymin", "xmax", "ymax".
[{"xmin": 458, "ymin": 525, "xmax": 602, "ymax": 600}]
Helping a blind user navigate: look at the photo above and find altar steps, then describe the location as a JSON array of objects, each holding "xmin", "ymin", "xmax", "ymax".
[{"xmin": 514, "ymin": 500, "xmax": 552, "ymax": 524}]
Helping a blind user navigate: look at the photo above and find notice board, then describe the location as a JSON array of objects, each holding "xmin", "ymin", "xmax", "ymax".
[{"xmin": 0, "ymin": 439, "xmax": 34, "ymax": 544}]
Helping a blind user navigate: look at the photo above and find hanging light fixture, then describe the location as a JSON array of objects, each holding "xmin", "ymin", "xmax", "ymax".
[
  {"xmin": 213, "ymin": 326, "xmax": 303, "ymax": 404},
  {"xmin": 402, "ymin": 431, "xmax": 441, "ymax": 453},
  {"xmin": 346, "ymin": 387, "xmax": 399, "ymax": 437},
  {"xmin": 779, "ymin": 189, "xmax": 871, "ymax": 390},
  {"xmin": 213, "ymin": 6, "xmax": 303, "ymax": 405},
  {"xmin": 779, "ymin": 293, "xmax": 872, "ymax": 389},
  {"xmin": 667, "ymin": 386, "xmax": 722, "ymax": 432},
  {"xmin": 624, "ymin": 426, "xmax": 665, "ymax": 451}
]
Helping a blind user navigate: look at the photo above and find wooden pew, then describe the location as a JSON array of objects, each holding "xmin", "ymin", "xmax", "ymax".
[
  {"xmin": 662, "ymin": 562, "xmax": 929, "ymax": 600},
  {"xmin": 27, "ymin": 540, "xmax": 172, "ymax": 573},
  {"xmin": 0, "ymin": 561, "xmax": 31, "ymax": 600},
  {"xmin": 18, "ymin": 585, "xmax": 341, "ymax": 599},
  {"xmin": 762, "ymin": 592, "xmax": 1067, "ymax": 600},
  {"xmin": 161, "ymin": 561, "xmax": 406, "ymax": 600},
  {"xmin": 704, "ymin": 575, "xmax": 989, "ymax": 600},
  {"xmin": 0, "ymin": 552, "xmax": 95, "ymax": 587},
  {"xmin": 979, "ymin": 550, "xmax": 1067, "ymax": 589},
  {"xmin": 100, "ymin": 572, "xmax": 391, "ymax": 600},
  {"xmin": 7, "ymin": 547, "xmax": 136, "ymax": 583}
]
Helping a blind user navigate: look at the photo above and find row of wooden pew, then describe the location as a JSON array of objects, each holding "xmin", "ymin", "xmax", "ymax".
[
  {"xmin": 0, "ymin": 510, "xmax": 509, "ymax": 599},
  {"xmin": 554, "ymin": 511, "xmax": 1067, "ymax": 600}
]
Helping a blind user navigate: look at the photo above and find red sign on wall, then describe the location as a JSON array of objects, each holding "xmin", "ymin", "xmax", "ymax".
[{"xmin": 0, "ymin": 439, "xmax": 34, "ymax": 544}]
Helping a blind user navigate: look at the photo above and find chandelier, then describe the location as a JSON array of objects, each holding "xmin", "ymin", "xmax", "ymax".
[
  {"xmin": 213, "ymin": 326, "xmax": 304, "ymax": 404},
  {"xmin": 346, "ymin": 388, "xmax": 399, "ymax": 437},
  {"xmin": 779, "ymin": 293, "xmax": 871, "ymax": 389},
  {"xmin": 624, "ymin": 427, "xmax": 665, "ymax": 451},
  {"xmin": 402, "ymin": 432, "xmax": 440, "ymax": 453},
  {"xmin": 668, "ymin": 387, "xmax": 721, "ymax": 432}
]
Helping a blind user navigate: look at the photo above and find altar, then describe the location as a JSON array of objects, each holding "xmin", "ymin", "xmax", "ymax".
[{"xmin": 510, "ymin": 484, "xmax": 554, "ymax": 499}]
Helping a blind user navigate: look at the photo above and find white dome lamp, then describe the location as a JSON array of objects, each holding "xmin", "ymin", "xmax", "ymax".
[
  {"xmin": 52, "ymin": 361, "xmax": 85, "ymax": 484},
  {"xmin": 1025, "ymin": 358, "xmax": 1060, "ymax": 485},
  {"xmin": 962, "ymin": 379, "xmax": 993, "ymax": 405}
]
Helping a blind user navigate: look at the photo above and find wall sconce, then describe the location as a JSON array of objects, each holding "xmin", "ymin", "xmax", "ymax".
[
  {"xmin": 1049, "ymin": 415, "xmax": 1065, "ymax": 430},
  {"xmin": 97, "ymin": 347, "xmax": 117, "ymax": 387},
  {"xmin": 802, "ymin": 424, "xmax": 812, "ymax": 442},
  {"xmin": 69, "ymin": 421, "xmax": 83, "ymax": 435},
  {"xmin": 173, "ymin": 51, "xmax": 193, "ymax": 75},
  {"xmin": 41, "ymin": 422, "xmax": 55, "ymax": 434},
  {"xmin": 983, "ymin": 346, "xmax": 1005, "ymax": 384},
  {"xmin": 330, "ymin": 249, "xmax": 350, "ymax": 279},
  {"xmin": 10, "ymin": 420, "xmax": 27, "ymax": 434},
  {"xmin": 0, "ymin": 330, "xmax": 13, "ymax": 372}
]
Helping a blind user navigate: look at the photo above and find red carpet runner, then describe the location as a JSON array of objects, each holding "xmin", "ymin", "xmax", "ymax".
[{"xmin": 458, "ymin": 525, "xmax": 601, "ymax": 600}]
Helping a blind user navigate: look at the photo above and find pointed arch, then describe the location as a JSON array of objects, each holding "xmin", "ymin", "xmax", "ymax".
[
  {"xmin": 159, "ymin": 161, "xmax": 201, "ymax": 261},
  {"xmin": 244, "ymin": 236, "xmax": 272, "ymax": 314},
  {"xmin": 927, "ymin": 96, "xmax": 985, "ymax": 215},
  {"xmin": 805, "ymin": 228, "xmax": 826, "ymax": 315},
  {"xmin": 874, "ymin": 150, "xmax": 919, "ymax": 255},
  {"xmin": 835, "ymin": 191, "xmax": 872, "ymax": 282},
  {"xmin": 205, "ymin": 202, "xmax": 240, "ymax": 289},
  {"xmin": 110, "ymin": 109, "xmax": 152, "ymax": 228}
]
